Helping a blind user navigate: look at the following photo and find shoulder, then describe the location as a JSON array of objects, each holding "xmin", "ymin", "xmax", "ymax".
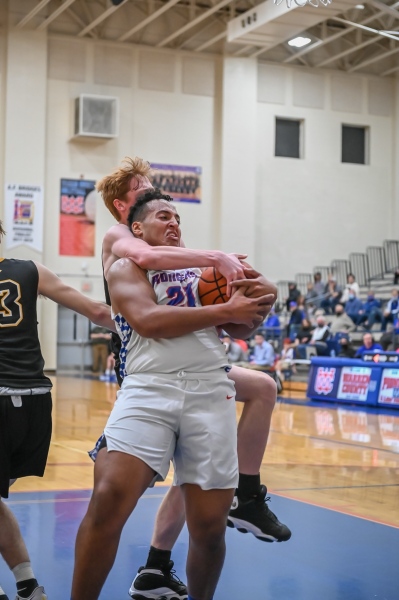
[
  {"xmin": 103, "ymin": 223, "xmax": 131, "ymax": 245},
  {"xmin": 108, "ymin": 257, "xmax": 146, "ymax": 283}
]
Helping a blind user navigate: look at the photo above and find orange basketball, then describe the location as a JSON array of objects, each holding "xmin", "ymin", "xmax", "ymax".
[{"xmin": 198, "ymin": 267, "xmax": 228, "ymax": 305}]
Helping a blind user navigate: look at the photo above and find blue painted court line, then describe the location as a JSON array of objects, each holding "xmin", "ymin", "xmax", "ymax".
[{"xmin": 1, "ymin": 487, "xmax": 398, "ymax": 600}]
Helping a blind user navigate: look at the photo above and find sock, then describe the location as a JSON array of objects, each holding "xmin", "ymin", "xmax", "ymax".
[
  {"xmin": 237, "ymin": 473, "xmax": 261, "ymax": 501},
  {"xmin": 12, "ymin": 562, "xmax": 38, "ymax": 599},
  {"xmin": 105, "ymin": 369, "xmax": 111, "ymax": 376},
  {"xmin": 145, "ymin": 546, "xmax": 172, "ymax": 571}
]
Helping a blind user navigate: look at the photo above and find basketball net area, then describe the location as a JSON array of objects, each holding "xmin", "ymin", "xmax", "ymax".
[{"xmin": 273, "ymin": 0, "xmax": 332, "ymax": 8}]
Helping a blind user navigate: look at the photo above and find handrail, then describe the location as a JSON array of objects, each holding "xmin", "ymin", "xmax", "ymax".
[
  {"xmin": 331, "ymin": 259, "xmax": 351, "ymax": 287},
  {"xmin": 349, "ymin": 253, "xmax": 370, "ymax": 287},
  {"xmin": 383, "ymin": 240, "xmax": 399, "ymax": 272},
  {"xmin": 367, "ymin": 246, "xmax": 386, "ymax": 280}
]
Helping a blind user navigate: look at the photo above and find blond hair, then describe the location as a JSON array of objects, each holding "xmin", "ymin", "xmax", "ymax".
[{"xmin": 96, "ymin": 156, "xmax": 152, "ymax": 220}]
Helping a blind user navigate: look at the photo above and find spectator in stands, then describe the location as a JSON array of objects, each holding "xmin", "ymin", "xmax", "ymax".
[
  {"xmin": 394, "ymin": 268, "xmax": 399, "ymax": 285},
  {"xmin": 263, "ymin": 308, "xmax": 281, "ymax": 340},
  {"xmin": 295, "ymin": 317, "xmax": 313, "ymax": 344},
  {"xmin": 248, "ymin": 333, "xmax": 275, "ymax": 368},
  {"xmin": 287, "ymin": 301, "xmax": 304, "ymax": 340},
  {"xmin": 381, "ymin": 289, "xmax": 399, "ymax": 331},
  {"xmin": 380, "ymin": 317, "xmax": 399, "ymax": 351},
  {"xmin": 320, "ymin": 275, "xmax": 342, "ymax": 314},
  {"xmin": 296, "ymin": 316, "xmax": 331, "ymax": 358},
  {"xmin": 313, "ymin": 272, "xmax": 325, "ymax": 298},
  {"xmin": 221, "ymin": 334, "xmax": 247, "ymax": 364},
  {"xmin": 337, "ymin": 334, "xmax": 356, "ymax": 358},
  {"xmin": 275, "ymin": 339, "xmax": 296, "ymax": 381},
  {"xmin": 305, "ymin": 282, "xmax": 319, "ymax": 310},
  {"xmin": 344, "ymin": 291, "xmax": 364, "ymax": 326},
  {"xmin": 341, "ymin": 273, "xmax": 360, "ymax": 304},
  {"xmin": 285, "ymin": 282, "xmax": 301, "ymax": 311},
  {"xmin": 359, "ymin": 290, "xmax": 383, "ymax": 330},
  {"xmin": 354, "ymin": 333, "xmax": 383, "ymax": 358},
  {"xmin": 328, "ymin": 303, "xmax": 356, "ymax": 335},
  {"xmin": 297, "ymin": 295, "xmax": 308, "ymax": 319}
]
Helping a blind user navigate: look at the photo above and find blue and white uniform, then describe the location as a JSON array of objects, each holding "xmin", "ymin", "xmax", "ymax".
[{"xmin": 104, "ymin": 268, "xmax": 238, "ymax": 490}]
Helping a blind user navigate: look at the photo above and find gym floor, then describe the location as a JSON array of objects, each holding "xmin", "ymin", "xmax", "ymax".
[{"xmin": 1, "ymin": 375, "xmax": 398, "ymax": 599}]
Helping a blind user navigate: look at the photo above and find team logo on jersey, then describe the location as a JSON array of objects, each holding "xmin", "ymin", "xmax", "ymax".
[{"xmin": 314, "ymin": 367, "xmax": 336, "ymax": 395}]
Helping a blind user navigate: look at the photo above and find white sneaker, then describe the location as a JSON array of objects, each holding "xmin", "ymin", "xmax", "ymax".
[{"xmin": 15, "ymin": 586, "xmax": 47, "ymax": 600}]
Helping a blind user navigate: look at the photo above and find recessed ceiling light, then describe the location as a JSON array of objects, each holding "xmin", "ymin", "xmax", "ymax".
[
  {"xmin": 288, "ymin": 36, "xmax": 312, "ymax": 48},
  {"xmin": 355, "ymin": 4, "xmax": 365, "ymax": 8}
]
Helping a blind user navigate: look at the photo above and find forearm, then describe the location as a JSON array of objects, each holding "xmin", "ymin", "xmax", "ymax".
[
  {"xmin": 127, "ymin": 304, "xmax": 233, "ymax": 338},
  {"xmin": 114, "ymin": 238, "xmax": 224, "ymax": 271},
  {"xmin": 222, "ymin": 322, "xmax": 262, "ymax": 340}
]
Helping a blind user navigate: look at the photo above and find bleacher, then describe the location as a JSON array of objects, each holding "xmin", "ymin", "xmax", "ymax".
[{"xmin": 276, "ymin": 239, "xmax": 399, "ymax": 348}]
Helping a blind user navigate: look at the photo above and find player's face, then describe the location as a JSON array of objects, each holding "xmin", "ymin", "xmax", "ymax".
[
  {"xmin": 113, "ymin": 176, "xmax": 154, "ymax": 224},
  {"xmin": 137, "ymin": 201, "xmax": 181, "ymax": 247}
]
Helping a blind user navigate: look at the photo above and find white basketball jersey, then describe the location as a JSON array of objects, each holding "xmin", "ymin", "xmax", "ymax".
[{"xmin": 114, "ymin": 268, "xmax": 229, "ymax": 376}]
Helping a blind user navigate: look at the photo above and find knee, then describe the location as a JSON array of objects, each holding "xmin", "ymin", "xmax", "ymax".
[
  {"xmin": 253, "ymin": 371, "xmax": 277, "ymax": 412},
  {"xmin": 188, "ymin": 514, "xmax": 227, "ymax": 550},
  {"xmin": 88, "ymin": 480, "xmax": 137, "ymax": 529}
]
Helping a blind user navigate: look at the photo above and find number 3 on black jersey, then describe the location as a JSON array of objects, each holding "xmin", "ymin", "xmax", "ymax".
[{"xmin": 0, "ymin": 279, "xmax": 23, "ymax": 327}]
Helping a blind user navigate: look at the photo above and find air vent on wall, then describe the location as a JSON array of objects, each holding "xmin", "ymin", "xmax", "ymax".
[{"xmin": 74, "ymin": 94, "xmax": 119, "ymax": 139}]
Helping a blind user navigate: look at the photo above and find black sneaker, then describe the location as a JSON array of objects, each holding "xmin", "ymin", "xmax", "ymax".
[
  {"xmin": 227, "ymin": 484, "xmax": 291, "ymax": 543},
  {"xmin": 129, "ymin": 560, "xmax": 188, "ymax": 600}
]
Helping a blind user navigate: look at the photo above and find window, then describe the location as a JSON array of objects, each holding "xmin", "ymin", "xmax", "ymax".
[
  {"xmin": 342, "ymin": 125, "xmax": 368, "ymax": 165},
  {"xmin": 275, "ymin": 118, "xmax": 302, "ymax": 159}
]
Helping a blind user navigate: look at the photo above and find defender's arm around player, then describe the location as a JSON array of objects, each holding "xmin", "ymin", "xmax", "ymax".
[{"xmin": 71, "ymin": 197, "xmax": 270, "ymax": 600}]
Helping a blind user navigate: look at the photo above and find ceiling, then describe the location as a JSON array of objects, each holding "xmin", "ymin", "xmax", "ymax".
[{"xmin": 10, "ymin": 0, "xmax": 399, "ymax": 76}]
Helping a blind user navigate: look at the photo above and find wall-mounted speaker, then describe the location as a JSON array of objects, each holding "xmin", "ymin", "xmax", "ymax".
[{"xmin": 74, "ymin": 94, "xmax": 119, "ymax": 139}]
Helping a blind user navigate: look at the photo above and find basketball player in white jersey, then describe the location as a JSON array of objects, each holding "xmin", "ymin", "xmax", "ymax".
[
  {"xmin": 97, "ymin": 158, "xmax": 291, "ymax": 600},
  {"xmin": 71, "ymin": 194, "xmax": 272, "ymax": 600}
]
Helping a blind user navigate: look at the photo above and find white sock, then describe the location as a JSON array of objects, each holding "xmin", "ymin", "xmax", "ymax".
[
  {"xmin": 105, "ymin": 369, "xmax": 110, "ymax": 376},
  {"xmin": 11, "ymin": 562, "xmax": 35, "ymax": 583}
]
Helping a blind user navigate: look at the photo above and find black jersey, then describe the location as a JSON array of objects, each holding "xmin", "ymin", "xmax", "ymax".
[{"xmin": 0, "ymin": 259, "xmax": 52, "ymax": 389}]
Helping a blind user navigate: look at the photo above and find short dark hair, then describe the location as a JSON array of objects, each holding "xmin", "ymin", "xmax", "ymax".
[{"xmin": 127, "ymin": 188, "xmax": 173, "ymax": 228}]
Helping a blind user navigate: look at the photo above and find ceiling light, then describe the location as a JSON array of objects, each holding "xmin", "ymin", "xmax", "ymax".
[
  {"xmin": 355, "ymin": 4, "xmax": 365, "ymax": 8},
  {"xmin": 288, "ymin": 36, "xmax": 312, "ymax": 48}
]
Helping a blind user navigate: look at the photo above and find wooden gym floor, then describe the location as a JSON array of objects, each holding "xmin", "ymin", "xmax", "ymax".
[{"xmin": 1, "ymin": 375, "xmax": 398, "ymax": 599}]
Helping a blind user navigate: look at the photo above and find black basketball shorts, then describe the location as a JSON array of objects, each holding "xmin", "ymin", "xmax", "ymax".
[{"xmin": 0, "ymin": 392, "xmax": 52, "ymax": 498}]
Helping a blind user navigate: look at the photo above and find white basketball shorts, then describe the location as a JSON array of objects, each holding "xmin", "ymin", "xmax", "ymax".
[{"xmin": 104, "ymin": 369, "xmax": 238, "ymax": 490}]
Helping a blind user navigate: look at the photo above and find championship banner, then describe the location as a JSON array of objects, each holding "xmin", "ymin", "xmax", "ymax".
[
  {"xmin": 378, "ymin": 368, "xmax": 399, "ymax": 405},
  {"xmin": 4, "ymin": 183, "xmax": 44, "ymax": 251},
  {"xmin": 150, "ymin": 164, "xmax": 201, "ymax": 203},
  {"xmin": 337, "ymin": 366, "xmax": 371, "ymax": 401},
  {"xmin": 59, "ymin": 179, "xmax": 97, "ymax": 256}
]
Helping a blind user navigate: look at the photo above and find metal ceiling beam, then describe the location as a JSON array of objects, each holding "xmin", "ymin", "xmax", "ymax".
[
  {"xmin": 78, "ymin": 0, "xmax": 129, "ymax": 37},
  {"xmin": 178, "ymin": 19, "xmax": 221, "ymax": 48},
  {"xmin": 348, "ymin": 43, "xmax": 399, "ymax": 71},
  {"xmin": 16, "ymin": 0, "xmax": 52, "ymax": 28},
  {"xmin": 119, "ymin": 0, "xmax": 181, "ymax": 41},
  {"xmin": 284, "ymin": 2, "xmax": 399, "ymax": 63},
  {"xmin": 157, "ymin": 0, "xmax": 233, "ymax": 47},
  {"xmin": 381, "ymin": 62, "xmax": 399, "ymax": 73},
  {"xmin": 65, "ymin": 7, "xmax": 97, "ymax": 38},
  {"xmin": 195, "ymin": 30, "xmax": 227, "ymax": 50},
  {"xmin": 37, "ymin": 0, "xmax": 79, "ymax": 30},
  {"xmin": 333, "ymin": 16, "xmax": 399, "ymax": 40},
  {"xmin": 234, "ymin": 44, "xmax": 253, "ymax": 55},
  {"xmin": 368, "ymin": 0, "xmax": 399, "ymax": 19},
  {"xmin": 316, "ymin": 28, "xmax": 391, "ymax": 66}
]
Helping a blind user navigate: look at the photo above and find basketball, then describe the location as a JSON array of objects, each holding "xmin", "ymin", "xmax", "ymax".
[{"xmin": 198, "ymin": 267, "xmax": 228, "ymax": 305}]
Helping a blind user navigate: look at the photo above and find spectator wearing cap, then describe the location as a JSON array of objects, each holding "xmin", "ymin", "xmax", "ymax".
[
  {"xmin": 381, "ymin": 289, "xmax": 399, "ymax": 332},
  {"xmin": 287, "ymin": 301, "xmax": 304, "ymax": 340},
  {"xmin": 354, "ymin": 333, "xmax": 383, "ymax": 358}
]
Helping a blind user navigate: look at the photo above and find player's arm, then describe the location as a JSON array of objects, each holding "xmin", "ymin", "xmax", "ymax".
[
  {"xmin": 35, "ymin": 262, "xmax": 115, "ymax": 331},
  {"xmin": 108, "ymin": 259, "xmax": 269, "ymax": 339},
  {"xmin": 105, "ymin": 225, "xmax": 247, "ymax": 295}
]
